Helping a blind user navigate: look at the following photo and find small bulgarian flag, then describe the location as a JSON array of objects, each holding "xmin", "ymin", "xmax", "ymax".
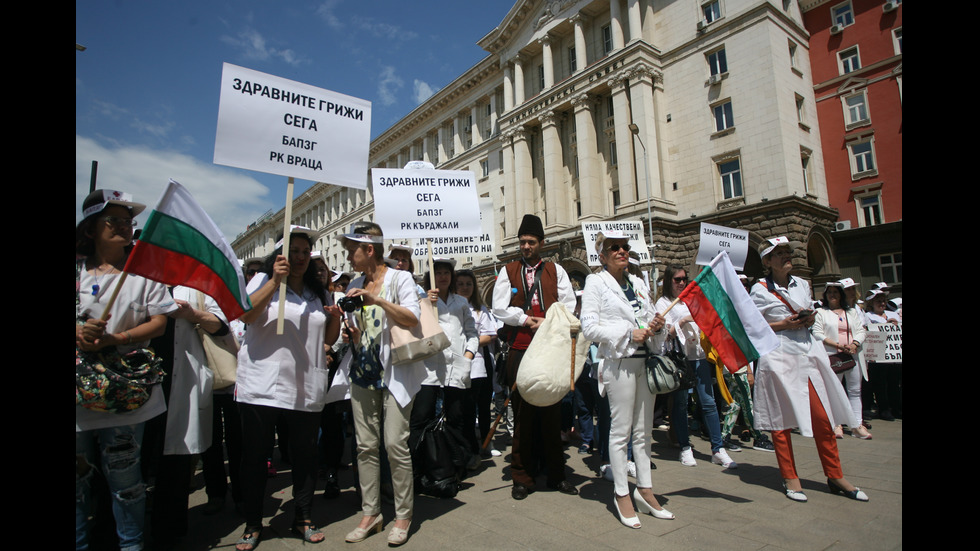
[
  {"xmin": 124, "ymin": 179, "xmax": 251, "ymax": 320},
  {"xmin": 677, "ymin": 251, "xmax": 778, "ymax": 372}
]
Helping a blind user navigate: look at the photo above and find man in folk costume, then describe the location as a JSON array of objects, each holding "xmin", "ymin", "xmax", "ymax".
[{"xmin": 492, "ymin": 214, "xmax": 578, "ymax": 500}]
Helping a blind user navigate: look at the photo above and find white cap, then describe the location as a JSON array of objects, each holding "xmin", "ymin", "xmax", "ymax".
[
  {"xmin": 404, "ymin": 160, "xmax": 435, "ymax": 170},
  {"xmin": 838, "ymin": 277, "xmax": 858, "ymax": 289},
  {"xmin": 594, "ymin": 230, "xmax": 630, "ymax": 254},
  {"xmin": 81, "ymin": 189, "xmax": 146, "ymax": 219},
  {"xmin": 431, "ymin": 257, "xmax": 457, "ymax": 269},
  {"xmin": 275, "ymin": 225, "xmax": 317, "ymax": 248},
  {"xmin": 759, "ymin": 236, "xmax": 800, "ymax": 258}
]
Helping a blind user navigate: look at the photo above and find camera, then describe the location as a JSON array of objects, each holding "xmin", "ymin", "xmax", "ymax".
[{"xmin": 337, "ymin": 295, "xmax": 364, "ymax": 312}]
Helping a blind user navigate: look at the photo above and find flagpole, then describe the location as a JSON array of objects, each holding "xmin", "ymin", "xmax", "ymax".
[
  {"xmin": 276, "ymin": 177, "xmax": 295, "ymax": 335},
  {"xmin": 98, "ymin": 271, "xmax": 130, "ymax": 321}
]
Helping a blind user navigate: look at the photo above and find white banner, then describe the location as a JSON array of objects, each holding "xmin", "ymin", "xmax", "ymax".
[
  {"xmin": 372, "ymin": 168, "xmax": 481, "ymax": 240},
  {"xmin": 213, "ymin": 63, "xmax": 371, "ymax": 188},
  {"xmin": 412, "ymin": 195, "xmax": 496, "ymax": 261},
  {"xmin": 863, "ymin": 323, "xmax": 902, "ymax": 363},
  {"xmin": 696, "ymin": 222, "xmax": 749, "ymax": 270},
  {"xmin": 581, "ymin": 220, "xmax": 653, "ymax": 266}
]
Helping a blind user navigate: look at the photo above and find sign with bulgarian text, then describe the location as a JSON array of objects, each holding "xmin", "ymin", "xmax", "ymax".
[
  {"xmin": 213, "ymin": 63, "xmax": 371, "ymax": 188},
  {"xmin": 863, "ymin": 323, "xmax": 902, "ymax": 363},
  {"xmin": 372, "ymin": 168, "xmax": 481, "ymax": 239},
  {"xmin": 696, "ymin": 222, "xmax": 749, "ymax": 270},
  {"xmin": 581, "ymin": 220, "xmax": 653, "ymax": 267},
  {"xmin": 412, "ymin": 196, "xmax": 496, "ymax": 261}
]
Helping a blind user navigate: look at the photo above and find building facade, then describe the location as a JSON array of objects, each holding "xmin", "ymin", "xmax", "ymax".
[
  {"xmin": 234, "ymin": 0, "xmax": 847, "ymax": 299},
  {"xmin": 801, "ymin": 0, "xmax": 902, "ymax": 296}
]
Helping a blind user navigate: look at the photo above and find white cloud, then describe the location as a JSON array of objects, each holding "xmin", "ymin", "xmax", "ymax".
[
  {"xmin": 413, "ymin": 79, "xmax": 438, "ymax": 104},
  {"xmin": 351, "ymin": 16, "xmax": 418, "ymax": 41},
  {"xmin": 76, "ymin": 135, "xmax": 271, "ymax": 243},
  {"xmin": 316, "ymin": 0, "xmax": 344, "ymax": 31},
  {"xmin": 377, "ymin": 66, "xmax": 403, "ymax": 107},
  {"xmin": 221, "ymin": 28, "xmax": 303, "ymax": 66}
]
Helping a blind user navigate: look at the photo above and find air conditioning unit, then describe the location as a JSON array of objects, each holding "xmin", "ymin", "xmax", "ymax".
[
  {"xmin": 830, "ymin": 24, "xmax": 843, "ymax": 35},
  {"xmin": 883, "ymin": 1, "xmax": 898, "ymax": 13},
  {"xmin": 834, "ymin": 220, "xmax": 852, "ymax": 231},
  {"xmin": 708, "ymin": 74, "xmax": 722, "ymax": 85},
  {"xmin": 697, "ymin": 19, "xmax": 709, "ymax": 32}
]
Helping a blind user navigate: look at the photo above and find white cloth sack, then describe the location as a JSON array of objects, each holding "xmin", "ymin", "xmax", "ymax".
[{"xmin": 516, "ymin": 302, "xmax": 590, "ymax": 407}]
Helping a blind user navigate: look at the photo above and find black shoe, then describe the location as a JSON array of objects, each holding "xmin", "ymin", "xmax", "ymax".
[
  {"xmin": 547, "ymin": 480, "xmax": 579, "ymax": 495},
  {"xmin": 578, "ymin": 444, "xmax": 591, "ymax": 455},
  {"xmin": 322, "ymin": 470, "xmax": 340, "ymax": 499},
  {"xmin": 512, "ymin": 483, "xmax": 533, "ymax": 500},
  {"xmin": 752, "ymin": 437, "xmax": 775, "ymax": 452},
  {"xmin": 878, "ymin": 409, "xmax": 895, "ymax": 421},
  {"xmin": 723, "ymin": 437, "xmax": 742, "ymax": 452},
  {"xmin": 202, "ymin": 497, "xmax": 225, "ymax": 516}
]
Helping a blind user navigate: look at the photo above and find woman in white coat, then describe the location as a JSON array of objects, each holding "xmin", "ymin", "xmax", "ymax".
[
  {"xmin": 580, "ymin": 231, "xmax": 674, "ymax": 528},
  {"xmin": 812, "ymin": 282, "xmax": 871, "ymax": 439},
  {"xmin": 750, "ymin": 237, "xmax": 868, "ymax": 503},
  {"xmin": 411, "ymin": 259, "xmax": 480, "ymax": 469}
]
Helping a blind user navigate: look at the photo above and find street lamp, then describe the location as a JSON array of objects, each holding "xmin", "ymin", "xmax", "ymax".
[{"xmin": 628, "ymin": 123, "xmax": 658, "ymax": 293}]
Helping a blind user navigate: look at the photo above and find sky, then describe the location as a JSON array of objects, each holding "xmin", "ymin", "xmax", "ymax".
[{"xmin": 76, "ymin": 0, "xmax": 513, "ymax": 243}]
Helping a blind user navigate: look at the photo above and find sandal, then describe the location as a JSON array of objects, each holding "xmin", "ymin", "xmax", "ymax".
[
  {"xmin": 292, "ymin": 520, "xmax": 325, "ymax": 544},
  {"xmin": 236, "ymin": 526, "xmax": 262, "ymax": 551}
]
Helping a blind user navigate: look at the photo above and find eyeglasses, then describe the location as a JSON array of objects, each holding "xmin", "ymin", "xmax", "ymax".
[
  {"xmin": 102, "ymin": 216, "xmax": 137, "ymax": 228},
  {"xmin": 605, "ymin": 243, "xmax": 631, "ymax": 253}
]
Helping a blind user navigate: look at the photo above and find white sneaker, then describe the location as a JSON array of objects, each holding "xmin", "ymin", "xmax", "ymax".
[
  {"xmin": 679, "ymin": 446, "xmax": 697, "ymax": 467},
  {"xmin": 626, "ymin": 461, "xmax": 637, "ymax": 478},
  {"xmin": 489, "ymin": 444, "xmax": 502, "ymax": 457},
  {"xmin": 601, "ymin": 464, "xmax": 615, "ymax": 481},
  {"xmin": 712, "ymin": 449, "xmax": 738, "ymax": 469}
]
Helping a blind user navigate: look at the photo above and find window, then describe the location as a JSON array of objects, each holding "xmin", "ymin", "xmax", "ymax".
[
  {"xmin": 847, "ymin": 138, "xmax": 877, "ymax": 178},
  {"xmin": 719, "ymin": 158, "xmax": 742, "ymax": 199},
  {"xmin": 795, "ymin": 94, "xmax": 807, "ymax": 127},
  {"xmin": 838, "ymin": 47, "xmax": 861, "ymax": 75},
  {"xmin": 832, "ymin": 1, "xmax": 854, "ymax": 28},
  {"xmin": 713, "ymin": 100, "xmax": 734, "ymax": 132},
  {"xmin": 602, "ymin": 25, "xmax": 613, "ymax": 55},
  {"xmin": 800, "ymin": 148, "xmax": 812, "ymax": 194},
  {"xmin": 481, "ymin": 159, "xmax": 489, "ymax": 178},
  {"xmin": 607, "ymin": 95, "xmax": 614, "ymax": 117},
  {"xmin": 707, "ymin": 47, "xmax": 728, "ymax": 76},
  {"xmin": 538, "ymin": 65, "xmax": 545, "ymax": 90},
  {"xmin": 703, "ymin": 1, "xmax": 721, "ymax": 23},
  {"xmin": 609, "ymin": 141, "xmax": 618, "ymax": 166},
  {"xmin": 857, "ymin": 192, "xmax": 883, "ymax": 226},
  {"xmin": 893, "ymin": 28, "xmax": 902, "ymax": 55},
  {"xmin": 842, "ymin": 90, "xmax": 870, "ymax": 128},
  {"xmin": 569, "ymin": 47, "xmax": 577, "ymax": 72},
  {"xmin": 788, "ymin": 41, "xmax": 800, "ymax": 73},
  {"xmin": 878, "ymin": 253, "xmax": 902, "ymax": 284}
]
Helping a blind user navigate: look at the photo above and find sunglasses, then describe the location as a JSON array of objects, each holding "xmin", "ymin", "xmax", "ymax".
[
  {"xmin": 673, "ymin": 276, "xmax": 688, "ymax": 283},
  {"xmin": 605, "ymin": 243, "xmax": 631, "ymax": 253}
]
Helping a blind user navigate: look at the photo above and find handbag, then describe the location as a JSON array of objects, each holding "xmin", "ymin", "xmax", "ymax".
[
  {"xmin": 390, "ymin": 297, "xmax": 451, "ymax": 365},
  {"xmin": 76, "ymin": 259, "xmax": 165, "ymax": 413},
  {"xmin": 195, "ymin": 290, "xmax": 240, "ymax": 389},
  {"xmin": 663, "ymin": 335, "xmax": 696, "ymax": 390},
  {"xmin": 827, "ymin": 310, "xmax": 856, "ymax": 374},
  {"xmin": 413, "ymin": 414, "xmax": 466, "ymax": 498},
  {"xmin": 645, "ymin": 348, "xmax": 684, "ymax": 395}
]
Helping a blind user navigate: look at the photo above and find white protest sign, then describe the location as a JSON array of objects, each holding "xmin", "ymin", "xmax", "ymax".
[
  {"xmin": 412, "ymin": 195, "xmax": 496, "ymax": 261},
  {"xmin": 696, "ymin": 222, "xmax": 749, "ymax": 270},
  {"xmin": 581, "ymin": 221, "xmax": 653, "ymax": 267},
  {"xmin": 372, "ymin": 168, "xmax": 481, "ymax": 240},
  {"xmin": 863, "ymin": 323, "xmax": 902, "ymax": 363},
  {"xmin": 214, "ymin": 63, "xmax": 371, "ymax": 188}
]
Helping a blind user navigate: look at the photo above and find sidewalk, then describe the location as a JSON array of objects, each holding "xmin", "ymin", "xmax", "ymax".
[{"xmin": 179, "ymin": 419, "xmax": 902, "ymax": 550}]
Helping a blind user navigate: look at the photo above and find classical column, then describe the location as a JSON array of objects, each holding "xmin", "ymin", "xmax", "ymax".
[
  {"xmin": 610, "ymin": 72, "xmax": 636, "ymax": 205},
  {"xmin": 512, "ymin": 126, "xmax": 533, "ymax": 216},
  {"xmin": 513, "ymin": 54, "xmax": 525, "ymax": 106},
  {"xmin": 539, "ymin": 36, "xmax": 554, "ymax": 90},
  {"xmin": 627, "ymin": 65, "xmax": 666, "ymax": 201},
  {"xmin": 540, "ymin": 110, "xmax": 567, "ymax": 226},
  {"xmin": 627, "ymin": 0, "xmax": 642, "ymax": 42},
  {"xmin": 501, "ymin": 129, "xmax": 517, "ymax": 236},
  {"xmin": 489, "ymin": 93, "xmax": 499, "ymax": 136},
  {"xmin": 397, "ymin": 149, "xmax": 407, "ymax": 169},
  {"xmin": 610, "ymin": 0, "xmax": 625, "ymax": 51},
  {"xmin": 503, "ymin": 62, "xmax": 514, "ymax": 112},
  {"xmin": 454, "ymin": 113, "xmax": 464, "ymax": 155},
  {"xmin": 437, "ymin": 125, "xmax": 448, "ymax": 164},
  {"xmin": 572, "ymin": 14, "xmax": 588, "ymax": 73},
  {"xmin": 422, "ymin": 132, "xmax": 432, "ymax": 164},
  {"xmin": 572, "ymin": 93, "xmax": 604, "ymax": 218},
  {"xmin": 471, "ymin": 104, "xmax": 482, "ymax": 145}
]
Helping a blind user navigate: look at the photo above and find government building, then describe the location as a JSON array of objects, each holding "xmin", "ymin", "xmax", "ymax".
[{"xmin": 233, "ymin": 0, "xmax": 847, "ymax": 299}]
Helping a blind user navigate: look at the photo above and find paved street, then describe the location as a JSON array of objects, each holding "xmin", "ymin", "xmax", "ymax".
[{"xmin": 174, "ymin": 417, "xmax": 901, "ymax": 550}]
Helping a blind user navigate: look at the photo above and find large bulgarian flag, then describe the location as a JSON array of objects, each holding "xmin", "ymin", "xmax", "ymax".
[
  {"xmin": 124, "ymin": 179, "xmax": 251, "ymax": 320},
  {"xmin": 677, "ymin": 251, "xmax": 778, "ymax": 372}
]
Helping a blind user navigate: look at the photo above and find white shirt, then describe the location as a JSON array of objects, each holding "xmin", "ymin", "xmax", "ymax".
[{"xmin": 491, "ymin": 259, "xmax": 576, "ymax": 327}]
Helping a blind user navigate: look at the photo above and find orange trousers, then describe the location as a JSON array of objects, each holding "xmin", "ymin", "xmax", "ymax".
[{"xmin": 770, "ymin": 380, "xmax": 843, "ymax": 480}]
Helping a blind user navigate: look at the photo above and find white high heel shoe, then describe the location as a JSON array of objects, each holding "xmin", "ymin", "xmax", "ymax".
[
  {"xmin": 633, "ymin": 488, "xmax": 674, "ymax": 520},
  {"xmin": 614, "ymin": 495, "xmax": 641, "ymax": 529}
]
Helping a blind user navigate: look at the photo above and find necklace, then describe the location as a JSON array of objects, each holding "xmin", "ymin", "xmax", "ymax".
[{"xmin": 92, "ymin": 264, "xmax": 115, "ymax": 295}]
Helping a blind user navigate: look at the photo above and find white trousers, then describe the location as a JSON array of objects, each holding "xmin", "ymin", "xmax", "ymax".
[{"xmin": 605, "ymin": 357, "xmax": 655, "ymax": 497}]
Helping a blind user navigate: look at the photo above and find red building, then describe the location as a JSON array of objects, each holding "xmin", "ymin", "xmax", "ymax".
[{"xmin": 802, "ymin": 0, "xmax": 902, "ymax": 294}]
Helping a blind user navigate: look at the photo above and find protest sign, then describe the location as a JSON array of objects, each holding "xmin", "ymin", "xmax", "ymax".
[
  {"xmin": 412, "ymin": 195, "xmax": 496, "ymax": 262},
  {"xmin": 863, "ymin": 323, "xmax": 902, "ymax": 363},
  {"xmin": 581, "ymin": 221, "xmax": 653, "ymax": 266},
  {"xmin": 214, "ymin": 63, "xmax": 371, "ymax": 188},
  {"xmin": 696, "ymin": 222, "xmax": 749, "ymax": 270},
  {"xmin": 372, "ymin": 168, "xmax": 482, "ymax": 240}
]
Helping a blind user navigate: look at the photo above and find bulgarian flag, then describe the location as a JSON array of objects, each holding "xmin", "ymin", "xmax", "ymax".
[
  {"xmin": 677, "ymin": 251, "xmax": 778, "ymax": 372},
  {"xmin": 124, "ymin": 179, "xmax": 251, "ymax": 320}
]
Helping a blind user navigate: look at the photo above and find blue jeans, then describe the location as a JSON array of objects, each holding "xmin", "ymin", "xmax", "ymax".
[
  {"xmin": 76, "ymin": 423, "xmax": 146, "ymax": 551},
  {"xmin": 671, "ymin": 359, "xmax": 724, "ymax": 453}
]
